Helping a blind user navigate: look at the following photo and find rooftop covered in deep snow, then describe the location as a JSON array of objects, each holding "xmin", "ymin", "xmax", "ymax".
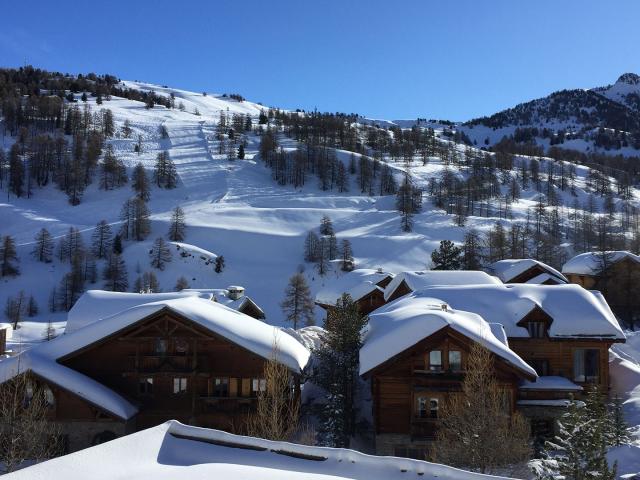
[
  {"xmin": 315, "ymin": 268, "xmax": 393, "ymax": 306},
  {"xmin": 383, "ymin": 270, "xmax": 502, "ymax": 301},
  {"xmin": 359, "ymin": 292, "xmax": 537, "ymax": 377},
  {"xmin": 407, "ymin": 284, "xmax": 625, "ymax": 340},
  {"xmin": 488, "ymin": 259, "xmax": 567, "ymax": 284},
  {"xmin": 562, "ymin": 251, "xmax": 640, "ymax": 275},
  {"xmin": 8, "ymin": 420, "xmax": 518, "ymax": 480}
]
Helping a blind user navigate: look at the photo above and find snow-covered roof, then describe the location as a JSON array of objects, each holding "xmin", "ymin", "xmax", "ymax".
[
  {"xmin": 562, "ymin": 251, "xmax": 640, "ymax": 275},
  {"xmin": 0, "ymin": 351, "xmax": 138, "ymax": 420},
  {"xmin": 408, "ymin": 284, "xmax": 625, "ymax": 340},
  {"xmin": 10, "ymin": 420, "xmax": 518, "ymax": 480},
  {"xmin": 519, "ymin": 376, "xmax": 583, "ymax": 391},
  {"xmin": 315, "ymin": 268, "xmax": 393, "ymax": 306},
  {"xmin": 67, "ymin": 288, "xmax": 266, "ymax": 333},
  {"xmin": 183, "ymin": 288, "xmax": 265, "ymax": 318},
  {"xmin": 360, "ymin": 292, "xmax": 537, "ymax": 377},
  {"xmin": 384, "ymin": 270, "xmax": 502, "ymax": 301},
  {"xmin": 0, "ymin": 297, "xmax": 309, "ymax": 419},
  {"xmin": 489, "ymin": 259, "xmax": 568, "ymax": 284}
]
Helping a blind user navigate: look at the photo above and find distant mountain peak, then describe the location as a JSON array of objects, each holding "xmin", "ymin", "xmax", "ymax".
[{"xmin": 616, "ymin": 72, "xmax": 640, "ymax": 85}]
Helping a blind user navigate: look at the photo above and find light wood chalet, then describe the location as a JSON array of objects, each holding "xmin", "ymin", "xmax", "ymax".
[{"xmin": 0, "ymin": 296, "xmax": 309, "ymax": 453}]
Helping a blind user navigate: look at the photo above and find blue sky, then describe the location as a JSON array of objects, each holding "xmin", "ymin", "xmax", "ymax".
[{"xmin": 1, "ymin": 0, "xmax": 639, "ymax": 121}]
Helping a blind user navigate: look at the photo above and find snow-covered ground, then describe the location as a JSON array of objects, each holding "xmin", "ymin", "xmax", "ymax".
[{"xmin": 6, "ymin": 420, "xmax": 517, "ymax": 480}]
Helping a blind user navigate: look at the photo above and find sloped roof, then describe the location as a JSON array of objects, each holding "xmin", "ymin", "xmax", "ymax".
[
  {"xmin": 0, "ymin": 297, "xmax": 310, "ymax": 420},
  {"xmin": 408, "ymin": 284, "xmax": 625, "ymax": 340},
  {"xmin": 315, "ymin": 269, "xmax": 393, "ymax": 306},
  {"xmin": 562, "ymin": 251, "xmax": 640, "ymax": 275},
  {"xmin": 360, "ymin": 292, "xmax": 537, "ymax": 377},
  {"xmin": 383, "ymin": 270, "xmax": 502, "ymax": 301},
  {"xmin": 183, "ymin": 288, "xmax": 265, "ymax": 318},
  {"xmin": 8, "ymin": 420, "xmax": 518, "ymax": 480},
  {"xmin": 489, "ymin": 259, "xmax": 568, "ymax": 284}
]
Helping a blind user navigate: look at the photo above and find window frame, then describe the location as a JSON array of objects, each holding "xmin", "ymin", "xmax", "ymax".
[
  {"xmin": 428, "ymin": 350, "xmax": 443, "ymax": 372},
  {"xmin": 173, "ymin": 377, "xmax": 188, "ymax": 395},
  {"xmin": 573, "ymin": 348, "xmax": 600, "ymax": 383},
  {"xmin": 138, "ymin": 377, "xmax": 154, "ymax": 395}
]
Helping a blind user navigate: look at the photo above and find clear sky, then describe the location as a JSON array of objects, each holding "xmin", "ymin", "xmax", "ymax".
[{"xmin": 1, "ymin": 0, "xmax": 639, "ymax": 121}]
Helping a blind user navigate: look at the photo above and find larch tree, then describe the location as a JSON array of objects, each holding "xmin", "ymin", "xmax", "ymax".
[
  {"xmin": 0, "ymin": 235, "xmax": 20, "ymax": 277},
  {"xmin": 396, "ymin": 172, "xmax": 422, "ymax": 232},
  {"xmin": 431, "ymin": 343, "xmax": 531, "ymax": 473},
  {"xmin": 131, "ymin": 162, "xmax": 150, "ymax": 201},
  {"xmin": 174, "ymin": 276, "xmax": 190, "ymax": 291},
  {"xmin": 91, "ymin": 220, "xmax": 113, "ymax": 259},
  {"xmin": 149, "ymin": 237, "xmax": 172, "ymax": 270},
  {"xmin": 340, "ymin": 239, "xmax": 354, "ymax": 271},
  {"xmin": 31, "ymin": 228, "xmax": 54, "ymax": 263},
  {"xmin": 280, "ymin": 273, "xmax": 315, "ymax": 329},
  {"xmin": 461, "ymin": 229, "xmax": 483, "ymax": 270},
  {"xmin": 103, "ymin": 253, "xmax": 129, "ymax": 292},
  {"xmin": 168, "ymin": 206, "xmax": 186, "ymax": 242}
]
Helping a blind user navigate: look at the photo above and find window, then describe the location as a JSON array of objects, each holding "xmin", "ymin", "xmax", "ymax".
[
  {"xmin": 44, "ymin": 387, "xmax": 55, "ymax": 407},
  {"xmin": 174, "ymin": 339, "xmax": 189, "ymax": 355},
  {"xmin": 530, "ymin": 359, "xmax": 550, "ymax": 376},
  {"xmin": 429, "ymin": 398, "xmax": 439, "ymax": 419},
  {"xmin": 527, "ymin": 322, "xmax": 546, "ymax": 338},
  {"xmin": 429, "ymin": 350, "xmax": 442, "ymax": 371},
  {"xmin": 173, "ymin": 377, "xmax": 188, "ymax": 394},
  {"xmin": 252, "ymin": 378, "xmax": 266, "ymax": 395},
  {"xmin": 448, "ymin": 350, "xmax": 462, "ymax": 371},
  {"xmin": 138, "ymin": 377, "xmax": 153, "ymax": 395},
  {"xmin": 574, "ymin": 349, "xmax": 600, "ymax": 383},
  {"xmin": 214, "ymin": 377, "xmax": 229, "ymax": 397},
  {"xmin": 155, "ymin": 338, "xmax": 168, "ymax": 355},
  {"xmin": 416, "ymin": 397, "xmax": 428, "ymax": 419}
]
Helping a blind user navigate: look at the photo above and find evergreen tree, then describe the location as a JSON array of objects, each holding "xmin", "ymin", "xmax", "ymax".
[
  {"xmin": 431, "ymin": 239, "xmax": 462, "ymax": 270},
  {"xmin": 320, "ymin": 215, "xmax": 334, "ymax": 236},
  {"xmin": 134, "ymin": 271, "xmax": 160, "ymax": 293},
  {"xmin": 0, "ymin": 235, "xmax": 20, "ymax": 277},
  {"xmin": 396, "ymin": 173, "xmax": 422, "ymax": 232},
  {"xmin": 120, "ymin": 198, "xmax": 151, "ymax": 241},
  {"xmin": 237, "ymin": 144, "xmax": 245, "ymax": 159},
  {"xmin": 280, "ymin": 273, "xmax": 315, "ymax": 329},
  {"xmin": 609, "ymin": 394, "xmax": 630, "ymax": 447},
  {"xmin": 31, "ymin": 228, "xmax": 54, "ymax": 263},
  {"xmin": 91, "ymin": 220, "xmax": 113, "ymax": 259},
  {"xmin": 215, "ymin": 255, "xmax": 225, "ymax": 273},
  {"xmin": 304, "ymin": 231, "xmax": 320, "ymax": 262},
  {"xmin": 314, "ymin": 294, "xmax": 368, "ymax": 447},
  {"xmin": 112, "ymin": 234, "xmax": 123, "ymax": 254},
  {"xmin": 340, "ymin": 239, "xmax": 354, "ymax": 271},
  {"xmin": 461, "ymin": 230, "xmax": 483, "ymax": 270},
  {"xmin": 103, "ymin": 253, "xmax": 128, "ymax": 292},
  {"xmin": 121, "ymin": 119, "xmax": 133, "ymax": 138},
  {"xmin": 175, "ymin": 276, "xmax": 190, "ymax": 291},
  {"xmin": 315, "ymin": 237, "xmax": 330, "ymax": 276},
  {"xmin": 168, "ymin": 206, "xmax": 186, "ymax": 241},
  {"xmin": 26, "ymin": 295, "xmax": 38, "ymax": 317},
  {"xmin": 149, "ymin": 237, "xmax": 172, "ymax": 270},
  {"xmin": 8, "ymin": 144, "xmax": 24, "ymax": 198}
]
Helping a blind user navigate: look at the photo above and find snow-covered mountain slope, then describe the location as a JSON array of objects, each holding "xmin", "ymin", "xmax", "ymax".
[
  {"xmin": 1, "ymin": 78, "xmax": 640, "ymax": 351},
  {"xmin": 7, "ymin": 420, "xmax": 517, "ymax": 480}
]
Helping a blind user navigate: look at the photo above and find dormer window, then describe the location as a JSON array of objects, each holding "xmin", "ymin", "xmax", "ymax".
[{"xmin": 527, "ymin": 322, "xmax": 546, "ymax": 338}]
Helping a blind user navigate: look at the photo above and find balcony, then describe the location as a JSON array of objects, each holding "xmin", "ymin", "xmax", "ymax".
[{"xmin": 127, "ymin": 354, "xmax": 208, "ymax": 373}]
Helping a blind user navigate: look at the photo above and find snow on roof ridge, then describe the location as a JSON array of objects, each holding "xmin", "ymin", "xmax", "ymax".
[
  {"xmin": 360, "ymin": 293, "xmax": 536, "ymax": 377},
  {"xmin": 562, "ymin": 251, "xmax": 640, "ymax": 275},
  {"xmin": 383, "ymin": 270, "xmax": 502, "ymax": 301},
  {"xmin": 315, "ymin": 268, "xmax": 393, "ymax": 306},
  {"xmin": 489, "ymin": 259, "xmax": 568, "ymax": 283}
]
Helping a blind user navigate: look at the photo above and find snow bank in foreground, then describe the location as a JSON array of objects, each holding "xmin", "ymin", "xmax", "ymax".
[{"xmin": 8, "ymin": 420, "xmax": 517, "ymax": 480}]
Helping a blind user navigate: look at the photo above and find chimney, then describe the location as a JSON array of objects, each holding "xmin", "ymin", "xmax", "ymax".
[
  {"xmin": 441, "ymin": 304, "xmax": 448, "ymax": 312},
  {"xmin": 227, "ymin": 286, "xmax": 245, "ymax": 301}
]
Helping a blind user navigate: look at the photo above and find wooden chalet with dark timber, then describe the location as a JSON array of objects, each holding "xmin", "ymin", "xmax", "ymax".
[
  {"xmin": 563, "ymin": 251, "xmax": 640, "ymax": 325},
  {"xmin": 488, "ymin": 259, "xmax": 568, "ymax": 285},
  {"xmin": 360, "ymin": 295, "xmax": 537, "ymax": 458},
  {"xmin": 315, "ymin": 268, "xmax": 394, "ymax": 316},
  {"xmin": 0, "ymin": 296, "xmax": 309, "ymax": 453}
]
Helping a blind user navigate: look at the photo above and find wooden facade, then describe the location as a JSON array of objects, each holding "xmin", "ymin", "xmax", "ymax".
[
  {"xmin": 24, "ymin": 307, "xmax": 299, "ymax": 451},
  {"xmin": 365, "ymin": 327, "xmax": 533, "ymax": 457},
  {"xmin": 0, "ymin": 327, "xmax": 6, "ymax": 355},
  {"xmin": 507, "ymin": 264, "xmax": 565, "ymax": 284}
]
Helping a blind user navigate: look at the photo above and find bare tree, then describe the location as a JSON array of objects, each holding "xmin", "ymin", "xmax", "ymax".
[
  {"xmin": 280, "ymin": 273, "xmax": 315, "ymax": 329},
  {"xmin": 246, "ymin": 342, "xmax": 301, "ymax": 442},
  {"xmin": 0, "ymin": 370, "xmax": 61, "ymax": 473},
  {"xmin": 431, "ymin": 343, "xmax": 531, "ymax": 473}
]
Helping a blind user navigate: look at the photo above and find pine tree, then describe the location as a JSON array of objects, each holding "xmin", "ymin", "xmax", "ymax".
[
  {"xmin": 174, "ymin": 276, "xmax": 190, "ymax": 291},
  {"xmin": 131, "ymin": 163, "xmax": 150, "ymax": 201},
  {"xmin": 168, "ymin": 206, "xmax": 186, "ymax": 241},
  {"xmin": 149, "ymin": 237, "xmax": 172, "ymax": 270},
  {"xmin": 91, "ymin": 220, "xmax": 113, "ymax": 259},
  {"xmin": 315, "ymin": 237, "xmax": 330, "ymax": 276},
  {"xmin": 314, "ymin": 294, "xmax": 368, "ymax": 447},
  {"xmin": 112, "ymin": 234, "xmax": 123, "ymax": 254},
  {"xmin": 103, "ymin": 253, "xmax": 128, "ymax": 292},
  {"xmin": 396, "ymin": 172, "xmax": 421, "ymax": 232},
  {"xmin": 461, "ymin": 229, "xmax": 483, "ymax": 270},
  {"xmin": 304, "ymin": 231, "xmax": 320, "ymax": 262},
  {"xmin": 609, "ymin": 394, "xmax": 630, "ymax": 446},
  {"xmin": 431, "ymin": 240, "xmax": 462, "ymax": 270},
  {"xmin": 121, "ymin": 119, "xmax": 133, "ymax": 138},
  {"xmin": 0, "ymin": 235, "xmax": 20, "ymax": 277},
  {"xmin": 340, "ymin": 239, "xmax": 354, "ymax": 271},
  {"xmin": 280, "ymin": 273, "xmax": 315, "ymax": 329},
  {"xmin": 215, "ymin": 255, "xmax": 225, "ymax": 273},
  {"xmin": 31, "ymin": 228, "xmax": 54, "ymax": 263},
  {"xmin": 320, "ymin": 215, "xmax": 334, "ymax": 236},
  {"xmin": 26, "ymin": 295, "xmax": 38, "ymax": 317},
  {"xmin": 237, "ymin": 144, "xmax": 245, "ymax": 159}
]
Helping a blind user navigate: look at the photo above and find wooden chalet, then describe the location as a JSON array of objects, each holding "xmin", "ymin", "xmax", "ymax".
[
  {"xmin": 563, "ymin": 251, "xmax": 640, "ymax": 325},
  {"xmin": 488, "ymin": 259, "xmax": 568, "ymax": 285},
  {"xmin": 0, "ymin": 324, "xmax": 9, "ymax": 355},
  {"xmin": 0, "ymin": 296, "xmax": 309, "ymax": 452},
  {"xmin": 315, "ymin": 268, "xmax": 394, "ymax": 316},
  {"xmin": 360, "ymin": 295, "xmax": 536, "ymax": 458}
]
